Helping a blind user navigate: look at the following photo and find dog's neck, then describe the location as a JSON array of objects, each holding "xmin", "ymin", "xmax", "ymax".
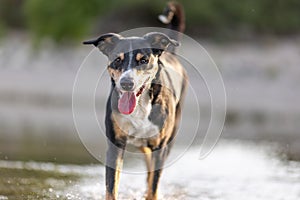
[{"xmin": 111, "ymin": 83, "xmax": 160, "ymax": 147}]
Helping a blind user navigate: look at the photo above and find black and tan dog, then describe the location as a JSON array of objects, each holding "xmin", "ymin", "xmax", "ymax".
[{"xmin": 83, "ymin": 2, "xmax": 186, "ymax": 200}]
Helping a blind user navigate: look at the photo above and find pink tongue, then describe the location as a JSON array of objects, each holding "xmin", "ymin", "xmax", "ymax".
[{"xmin": 118, "ymin": 92, "xmax": 136, "ymax": 115}]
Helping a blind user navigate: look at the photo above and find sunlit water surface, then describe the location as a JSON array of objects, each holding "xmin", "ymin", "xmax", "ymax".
[{"xmin": 1, "ymin": 141, "xmax": 300, "ymax": 200}]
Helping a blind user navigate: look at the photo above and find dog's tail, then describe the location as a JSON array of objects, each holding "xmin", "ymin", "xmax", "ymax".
[{"xmin": 158, "ymin": 1, "xmax": 185, "ymax": 48}]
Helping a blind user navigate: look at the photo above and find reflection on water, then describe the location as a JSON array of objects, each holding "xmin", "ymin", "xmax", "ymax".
[{"xmin": 1, "ymin": 140, "xmax": 300, "ymax": 200}]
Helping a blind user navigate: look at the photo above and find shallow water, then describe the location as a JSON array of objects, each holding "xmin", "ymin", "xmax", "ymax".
[
  {"xmin": 1, "ymin": 33, "xmax": 300, "ymax": 200},
  {"xmin": 1, "ymin": 141, "xmax": 300, "ymax": 200}
]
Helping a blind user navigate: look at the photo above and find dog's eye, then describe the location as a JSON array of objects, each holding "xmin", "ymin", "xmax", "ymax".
[
  {"xmin": 115, "ymin": 57, "xmax": 122, "ymax": 64},
  {"xmin": 139, "ymin": 57, "xmax": 149, "ymax": 65},
  {"xmin": 113, "ymin": 57, "xmax": 123, "ymax": 68}
]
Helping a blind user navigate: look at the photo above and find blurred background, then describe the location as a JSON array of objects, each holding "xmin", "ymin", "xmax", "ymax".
[{"xmin": 0, "ymin": 0, "xmax": 300, "ymax": 199}]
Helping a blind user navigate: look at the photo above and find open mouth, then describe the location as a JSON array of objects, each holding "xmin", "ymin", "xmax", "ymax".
[{"xmin": 117, "ymin": 77, "xmax": 149, "ymax": 115}]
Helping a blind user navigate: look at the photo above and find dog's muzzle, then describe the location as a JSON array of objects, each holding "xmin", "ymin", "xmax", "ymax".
[
  {"xmin": 120, "ymin": 77, "xmax": 135, "ymax": 91},
  {"xmin": 117, "ymin": 77, "xmax": 150, "ymax": 115}
]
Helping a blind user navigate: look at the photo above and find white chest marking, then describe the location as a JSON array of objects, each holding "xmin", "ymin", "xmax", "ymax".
[{"xmin": 113, "ymin": 93, "xmax": 160, "ymax": 147}]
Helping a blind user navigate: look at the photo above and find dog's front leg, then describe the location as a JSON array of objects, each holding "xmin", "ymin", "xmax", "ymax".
[
  {"xmin": 105, "ymin": 139, "xmax": 126, "ymax": 200},
  {"xmin": 145, "ymin": 147, "xmax": 169, "ymax": 200}
]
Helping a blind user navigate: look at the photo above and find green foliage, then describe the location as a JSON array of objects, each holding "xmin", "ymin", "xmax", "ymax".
[
  {"xmin": 24, "ymin": 0, "xmax": 107, "ymax": 44},
  {"xmin": 181, "ymin": 0, "xmax": 300, "ymax": 36},
  {"xmin": 0, "ymin": 20, "xmax": 5, "ymax": 38},
  {"xmin": 255, "ymin": 0, "xmax": 300, "ymax": 33},
  {"xmin": 1, "ymin": 0, "xmax": 300, "ymax": 43}
]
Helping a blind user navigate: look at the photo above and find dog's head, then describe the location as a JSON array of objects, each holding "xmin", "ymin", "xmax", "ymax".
[{"xmin": 84, "ymin": 32, "xmax": 179, "ymax": 115}]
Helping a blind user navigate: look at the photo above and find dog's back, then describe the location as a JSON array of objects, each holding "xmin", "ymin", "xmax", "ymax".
[{"xmin": 150, "ymin": 1, "xmax": 187, "ymax": 148}]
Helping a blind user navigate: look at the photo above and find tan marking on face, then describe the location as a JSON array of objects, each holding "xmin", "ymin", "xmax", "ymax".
[
  {"xmin": 136, "ymin": 67, "xmax": 144, "ymax": 76},
  {"xmin": 119, "ymin": 52, "xmax": 124, "ymax": 60},
  {"xmin": 149, "ymin": 54, "xmax": 157, "ymax": 65},
  {"xmin": 107, "ymin": 67, "xmax": 122, "ymax": 81},
  {"xmin": 136, "ymin": 53, "xmax": 144, "ymax": 61},
  {"xmin": 135, "ymin": 54, "xmax": 158, "ymax": 77}
]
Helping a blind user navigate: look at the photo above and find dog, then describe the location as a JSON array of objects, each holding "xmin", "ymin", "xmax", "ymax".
[{"xmin": 83, "ymin": 2, "xmax": 186, "ymax": 200}]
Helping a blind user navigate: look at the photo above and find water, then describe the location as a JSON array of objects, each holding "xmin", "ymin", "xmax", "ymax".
[
  {"xmin": 1, "ymin": 35, "xmax": 300, "ymax": 159},
  {"xmin": 1, "ymin": 140, "xmax": 299, "ymax": 200},
  {"xmin": 1, "ymin": 34, "xmax": 300, "ymax": 199}
]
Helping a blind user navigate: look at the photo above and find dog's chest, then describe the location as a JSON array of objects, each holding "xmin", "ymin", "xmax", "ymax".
[{"xmin": 113, "ymin": 96, "xmax": 159, "ymax": 147}]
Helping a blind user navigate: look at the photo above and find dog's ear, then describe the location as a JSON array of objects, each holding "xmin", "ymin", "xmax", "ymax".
[
  {"xmin": 83, "ymin": 33, "xmax": 121, "ymax": 56},
  {"xmin": 143, "ymin": 32, "xmax": 179, "ymax": 56}
]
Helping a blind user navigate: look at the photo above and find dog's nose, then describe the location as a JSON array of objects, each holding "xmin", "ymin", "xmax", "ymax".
[{"xmin": 120, "ymin": 77, "xmax": 135, "ymax": 91}]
